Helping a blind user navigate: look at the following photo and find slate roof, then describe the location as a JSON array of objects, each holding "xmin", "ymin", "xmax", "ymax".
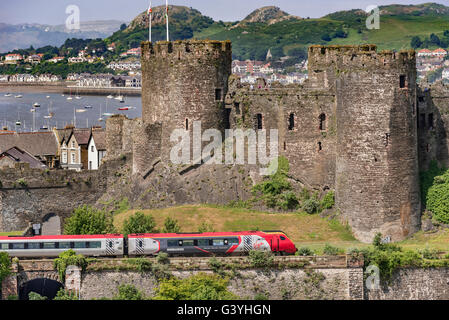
[
  {"xmin": 91, "ymin": 129, "xmax": 106, "ymax": 151},
  {"xmin": 0, "ymin": 132, "xmax": 58, "ymax": 158},
  {"xmin": 72, "ymin": 128, "xmax": 91, "ymax": 146},
  {"xmin": 0, "ymin": 146, "xmax": 47, "ymax": 169}
]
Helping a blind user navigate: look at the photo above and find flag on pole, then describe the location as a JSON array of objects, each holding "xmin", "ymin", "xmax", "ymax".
[
  {"xmin": 148, "ymin": 1, "xmax": 152, "ymax": 42},
  {"xmin": 166, "ymin": 0, "xmax": 169, "ymax": 41}
]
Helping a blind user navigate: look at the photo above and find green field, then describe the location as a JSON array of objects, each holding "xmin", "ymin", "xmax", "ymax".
[{"xmin": 114, "ymin": 205, "xmax": 449, "ymax": 254}]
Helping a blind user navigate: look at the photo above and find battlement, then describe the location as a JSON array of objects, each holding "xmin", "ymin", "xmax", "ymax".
[
  {"xmin": 141, "ymin": 40, "xmax": 232, "ymax": 59},
  {"xmin": 309, "ymin": 44, "xmax": 416, "ymax": 67}
]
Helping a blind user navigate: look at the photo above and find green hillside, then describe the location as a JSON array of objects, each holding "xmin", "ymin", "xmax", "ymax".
[{"xmin": 3, "ymin": 3, "xmax": 449, "ymax": 64}]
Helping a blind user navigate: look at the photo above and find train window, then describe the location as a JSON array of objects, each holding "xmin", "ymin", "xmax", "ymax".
[
  {"xmin": 28, "ymin": 243, "xmax": 40, "ymax": 249},
  {"xmin": 229, "ymin": 238, "xmax": 239, "ymax": 245},
  {"xmin": 197, "ymin": 239, "xmax": 209, "ymax": 246},
  {"xmin": 0, "ymin": 243, "xmax": 8, "ymax": 250},
  {"xmin": 12, "ymin": 243, "xmax": 25, "ymax": 250},
  {"xmin": 183, "ymin": 240, "xmax": 194, "ymax": 247},
  {"xmin": 167, "ymin": 240, "xmax": 178, "ymax": 247},
  {"xmin": 59, "ymin": 242, "xmax": 71, "ymax": 249},
  {"xmin": 74, "ymin": 242, "xmax": 87, "ymax": 249},
  {"xmin": 213, "ymin": 239, "xmax": 224, "ymax": 246},
  {"xmin": 280, "ymin": 236, "xmax": 286, "ymax": 240},
  {"xmin": 43, "ymin": 242, "xmax": 56, "ymax": 249},
  {"xmin": 90, "ymin": 242, "xmax": 102, "ymax": 249}
]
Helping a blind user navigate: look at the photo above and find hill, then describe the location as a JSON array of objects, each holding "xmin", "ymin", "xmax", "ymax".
[
  {"xmin": 108, "ymin": 2, "xmax": 449, "ymax": 61},
  {"xmin": 2, "ymin": 2, "xmax": 449, "ymax": 63},
  {"xmin": 0, "ymin": 20, "xmax": 125, "ymax": 53}
]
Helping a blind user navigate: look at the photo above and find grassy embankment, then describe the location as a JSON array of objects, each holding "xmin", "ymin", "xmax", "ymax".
[{"xmin": 113, "ymin": 204, "xmax": 449, "ymax": 254}]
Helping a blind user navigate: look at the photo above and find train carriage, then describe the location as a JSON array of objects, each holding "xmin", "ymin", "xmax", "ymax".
[
  {"xmin": 0, "ymin": 234, "xmax": 124, "ymax": 258},
  {"xmin": 128, "ymin": 231, "xmax": 297, "ymax": 257}
]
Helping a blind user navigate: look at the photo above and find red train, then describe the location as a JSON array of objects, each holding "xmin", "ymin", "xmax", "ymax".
[{"xmin": 0, "ymin": 231, "xmax": 297, "ymax": 258}]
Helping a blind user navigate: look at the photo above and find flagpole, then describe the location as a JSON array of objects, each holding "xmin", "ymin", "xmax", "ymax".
[
  {"xmin": 149, "ymin": 1, "xmax": 152, "ymax": 42},
  {"xmin": 166, "ymin": 0, "xmax": 169, "ymax": 41}
]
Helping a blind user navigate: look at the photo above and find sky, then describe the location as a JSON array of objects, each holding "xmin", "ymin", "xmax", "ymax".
[{"xmin": 1, "ymin": 0, "xmax": 449, "ymax": 25}]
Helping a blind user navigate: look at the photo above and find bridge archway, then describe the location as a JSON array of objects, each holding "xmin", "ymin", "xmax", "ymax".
[
  {"xmin": 19, "ymin": 278, "xmax": 64, "ymax": 300},
  {"xmin": 41, "ymin": 213, "xmax": 61, "ymax": 235}
]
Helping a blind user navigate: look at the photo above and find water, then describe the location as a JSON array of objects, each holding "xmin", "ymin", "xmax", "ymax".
[{"xmin": 0, "ymin": 89, "xmax": 142, "ymax": 132}]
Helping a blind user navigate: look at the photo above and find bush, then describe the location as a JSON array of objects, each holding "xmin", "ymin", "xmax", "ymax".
[
  {"xmin": 53, "ymin": 250, "xmax": 88, "ymax": 282},
  {"xmin": 122, "ymin": 212, "xmax": 157, "ymax": 236},
  {"xmin": 248, "ymin": 250, "xmax": 274, "ymax": 269},
  {"xmin": 302, "ymin": 197, "xmax": 320, "ymax": 214},
  {"xmin": 153, "ymin": 273, "xmax": 237, "ymax": 300},
  {"xmin": 64, "ymin": 205, "xmax": 116, "ymax": 235},
  {"xmin": 113, "ymin": 284, "xmax": 147, "ymax": 300},
  {"xmin": 163, "ymin": 217, "xmax": 181, "ymax": 233},
  {"xmin": 323, "ymin": 243, "xmax": 342, "ymax": 256},
  {"xmin": 251, "ymin": 156, "xmax": 299, "ymax": 210},
  {"xmin": 156, "ymin": 252, "xmax": 170, "ymax": 265},
  {"xmin": 297, "ymin": 247, "xmax": 314, "ymax": 256},
  {"xmin": 320, "ymin": 191, "xmax": 335, "ymax": 210},
  {"xmin": 0, "ymin": 252, "xmax": 11, "ymax": 291},
  {"xmin": 426, "ymin": 169, "xmax": 449, "ymax": 224},
  {"xmin": 54, "ymin": 288, "xmax": 78, "ymax": 300},
  {"xmin": 28, "ymin": 292, "xmax": 47, "ymax": 300}
]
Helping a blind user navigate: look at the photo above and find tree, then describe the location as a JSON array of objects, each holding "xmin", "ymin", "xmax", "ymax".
[
  {"xmin": 411, "ymin": 36, "xmax": 422, "ymax": 49},
  {"xmin": 153, "ymin": 273, "xmax": 237, "ymax": 300},
  {"xmin": 163, "ymin": 217, "xmax": 181, "ymax": 233},
  {"xmin": 113, "ymin": 284, "xmax": 147, "ymax": 300},
  {"xmin": 0, "ymin": 252, "xmax": 11, "ymax": 289},
  {"xmin": 430, "ymin": 33, "xmax": 440, "ymax": 46},
  {"xmin": 321, "ymin": 33, "xmax": 331, "ymax": 42},
  {"xmin": 122, "ymin": 212, "xmax": 157, "ymax": 236},
  {"xmin": 64, "ymin": 205, "xmax": 116, "ymax": 235}
]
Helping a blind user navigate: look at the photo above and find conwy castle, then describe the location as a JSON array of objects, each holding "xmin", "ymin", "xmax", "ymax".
[{"xmin": 1, "ymin": 40, "xmax": 449, "ymax": 243}]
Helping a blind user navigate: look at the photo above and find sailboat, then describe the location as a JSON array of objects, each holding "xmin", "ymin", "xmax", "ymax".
[
  {"xmin": 15, "ymin": 94, "xmax": 23, "ymax": 98},
  {"xmin": 16, "ymin": 110, "xmax": 21, "ymax": 126},
  {"xmin": 4, "ymin": 93, "xmax": 12, "ymax": 97},
  {"xmin": 33, "ymin": 102, "xmax": 40, "ymax": 108},
  {"xmin": 75, "ymin": 87, "xmax": 81, "ymax": 100},
  {"xmin": 107, "ymin": 94, "xmax": 114, "ymax": 99},
  {"xmin": 115, "ymin": 89, "xmax": 123, "ymax": 101},
  {"xmin": 44, "ymin": 101, "xmax": 54, "ymax": 119},
  {"xmin": 98, "ymin": 104, "xmax": 104, "ymax": 122},
  {"xmin": 67, "ymin": 89, "xmax": 73, "ymax": 100},
  {"xmin": 102, "ymin": 98, "xmax": 114, "ymax": 117}
]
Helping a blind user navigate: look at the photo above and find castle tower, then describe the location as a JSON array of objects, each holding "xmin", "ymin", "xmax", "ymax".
[
  {"xmin": 140, "ymin": 40, "xmax": 232, "ymax": 163},
  {"xmin": 308, "ymin": 45, "xmax": 421, "ymax": 242}
]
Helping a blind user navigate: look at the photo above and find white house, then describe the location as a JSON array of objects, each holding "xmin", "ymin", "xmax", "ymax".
[{"xmin": 87, "ymin": 129, "xmax": 106, "ymax": 170}]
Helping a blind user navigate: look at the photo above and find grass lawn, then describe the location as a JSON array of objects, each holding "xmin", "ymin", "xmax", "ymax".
[
  {"xmin": 0, "ymin": 231, "xmax": 23, "ymax": 236},
  {"xmin": 114, "ymin": 204, "xmax": 449, "ymax": 254}
]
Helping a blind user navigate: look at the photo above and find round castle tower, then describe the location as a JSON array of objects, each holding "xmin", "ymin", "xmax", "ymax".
[
  {"xmin": 140, "ymin": 40, "xmax": 232, "ymax": 162},
  {"xmin": 308, "ymin": 45, "xmax": 421, "ymax": 242}
]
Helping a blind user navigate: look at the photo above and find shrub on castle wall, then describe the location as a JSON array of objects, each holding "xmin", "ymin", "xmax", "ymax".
[{"xmin": 426, "ymin": 169, "xmax": 449, "ymax": 224}]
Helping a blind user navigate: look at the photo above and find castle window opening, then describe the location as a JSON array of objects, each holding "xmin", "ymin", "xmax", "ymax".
[
  {"xmin": 168, "ymin": 43, "xmax": 173, "ymax": 53},
  {"xmin": 385, "ymin": 133, "xmax": 391, "ymax": 147},
  {"xmin": 284, "ymin": 142, "xmax": 287, "ymax": 151},
  {"xmin": 256, "ymin": 114, "xmax": 263, "ymax": 130},
  {"xmin": 399, "ymin": 75, "xmax": 406, "ymax": 88},
  {"xmin": 428, "ymin": 113, "xmax": 434, "ymax": 130},
  {"xmin": 225, "ymin": 108, "xmax": 231, "ymax": 130},
  {"xmin": 318, "ymin": 142, "xmax": 322, "ymax": 152},
  {"xmin": 418, "ymin": 96, "xmax": 425, "ymax": 103},
  {"xmin": 185, "ymin": 119, "xmax": 189, "ymax": 131},
  {"xmin": 288, "ymin": 113, "xmax": 295, "ymax": 130},
  {"xmin": 234, "ymin": 102, "xmax": 240, "ymax": 114},
  {"xmin": 319, "ymin": 113, "xmax": 326, "ymax": 131},
  {"xmin": 215, "ymin": 88, "xmax": 222, "ymax": 101}
]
